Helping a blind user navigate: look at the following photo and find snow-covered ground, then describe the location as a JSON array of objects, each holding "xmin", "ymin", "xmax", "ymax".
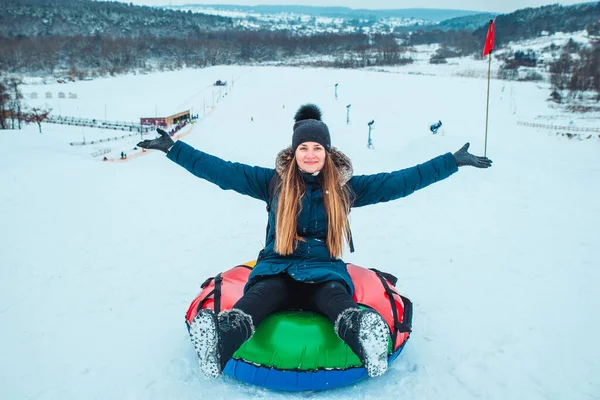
[
  {"xmin": 375, "ymin": 31, "xmax": 593, "ymax": 79},
  {"xmin": 1, "ymin": 64, "xmax": 599, "ymax": 400},
  {"xmin": 504, "ymin": 30, "xmax": 593, "ymax": 52}
]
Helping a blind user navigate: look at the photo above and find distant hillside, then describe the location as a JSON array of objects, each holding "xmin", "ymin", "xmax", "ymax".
[
  {"xmin": 407, "ymin": 2, "xmax": 599, "ymax": 55},
  {"xmin": 472, "ymin": 2, "xmax": 600, "ymax": 46},
  {"xmin": 1, "ymin": 0, "xmax": 598, "ymax": 79},
  {"xmin": 437, "ymin": 13, "xmax": 498, "ymax": 31},
  {"xmin": 176, "ymin": 4, "xmax": 484, "ymax": 22},
  {"xmin": 0, "ymin": 0, "xmax": 234, "ymax": 38}
]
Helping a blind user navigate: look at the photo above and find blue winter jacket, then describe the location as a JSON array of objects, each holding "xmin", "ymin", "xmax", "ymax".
[{"xmin": 167, "ymin": 141, "xmax": 458, "ymax": 294}]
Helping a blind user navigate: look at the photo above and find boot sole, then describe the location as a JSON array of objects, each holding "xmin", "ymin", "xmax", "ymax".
[
  {"xmin": 359, "ymin": 311, "xmax": 389, "ymax": 378},
  {"xmin": 189, "ymin": 310, "xmax": 221, "ymax": 378}
]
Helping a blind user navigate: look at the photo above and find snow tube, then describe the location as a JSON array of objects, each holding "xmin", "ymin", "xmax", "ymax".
[{"xmin": 185, "ymin": 262, "xmax": 413, "ymax": 391}]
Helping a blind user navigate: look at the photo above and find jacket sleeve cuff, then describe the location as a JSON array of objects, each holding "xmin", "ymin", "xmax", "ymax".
[
  {"xmin": 443, "ymin": 152, "xmax": 459, "ymax": 175},
  {"xmin": 166, "ymin": 140, "xmax": 187, "ymax": 162}
]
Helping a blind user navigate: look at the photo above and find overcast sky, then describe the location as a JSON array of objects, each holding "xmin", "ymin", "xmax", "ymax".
[{"xmin": 119, "ymin": 0, "xmax": 592, "ymax": 14}]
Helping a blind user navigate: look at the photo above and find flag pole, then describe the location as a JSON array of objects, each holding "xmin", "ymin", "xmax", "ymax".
[{"xmin": 484, "ymin": 52, "xmax": 492, "ymax": 157}]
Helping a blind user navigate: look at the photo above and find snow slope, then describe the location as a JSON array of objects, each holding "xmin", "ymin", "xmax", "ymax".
[{"xmin": 1, "ymin": 65, "xmax": 599, "ymax": 400}]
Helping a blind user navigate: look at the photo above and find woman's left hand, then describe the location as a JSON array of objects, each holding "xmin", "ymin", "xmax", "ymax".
[
  {"xmin": 453, "ymin": 143, "xmax": 493, "ymax": 168},
  {"xmin": 138, "ymin": 128, "xmax": 175, "ymax": 154}
]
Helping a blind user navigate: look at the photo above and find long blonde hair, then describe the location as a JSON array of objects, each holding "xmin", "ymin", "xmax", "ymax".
[{"xmin": 275, "ymin": 153, "xmax": 352, "ymax": 258}]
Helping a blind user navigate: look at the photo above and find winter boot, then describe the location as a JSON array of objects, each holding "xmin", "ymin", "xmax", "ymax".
[
  {"xmin": 189, "ymin": 308, "xmax": 255, "ymax": 378},
  {"xmin": 188, "ymin": 309, "xmax": 221, "ymax": 378},
  {"xmin": 335, "ymin": 308, "xmax": 389, "ymax": 377},
  {"xmin": 216, "ymin": 308, "xmax": 255, "ymax": 371}
]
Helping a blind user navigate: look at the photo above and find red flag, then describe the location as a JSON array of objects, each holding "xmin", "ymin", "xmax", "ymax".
[{"xmin": 482, "ymin": 20, "xmax": 495, "ymax": 56}]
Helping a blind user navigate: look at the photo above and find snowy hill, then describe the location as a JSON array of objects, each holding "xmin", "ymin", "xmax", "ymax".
[
  {"xmin": 167, "ymin": 4, "xmax": 487, "ymax": 34},
  {"xmin": 1, "ymin": 63, "xmax": 599, "ymax": 399}
]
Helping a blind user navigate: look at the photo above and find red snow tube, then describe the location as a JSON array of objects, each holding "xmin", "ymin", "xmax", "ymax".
[{"xmin": 186, "ymin": 262, "xmax": 412, "ymax": 351}]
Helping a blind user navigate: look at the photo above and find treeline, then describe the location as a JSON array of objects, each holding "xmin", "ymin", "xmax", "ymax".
[
  {"xmin": 549, "ymin": 41, "xmax": 600, "ymax": 100},
  {"xmin": 0, "ymin": 32, "xmax": 412, "ymax": 77},
  {"xmin": 1, "ymin": 0, "xmax": 233, "ymax": 38},
  {"xmin": 436, "ymin": 13, "xmax": 498, "ymax": 31}
]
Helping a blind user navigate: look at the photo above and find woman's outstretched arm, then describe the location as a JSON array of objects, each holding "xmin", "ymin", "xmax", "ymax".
[
  {"xmin": 139, "ymin": 130, "xmax": 274, "ymax": 202},
  {"xmin": 349, "ymin": 143, "xmax": 491, "ymax": 208}
]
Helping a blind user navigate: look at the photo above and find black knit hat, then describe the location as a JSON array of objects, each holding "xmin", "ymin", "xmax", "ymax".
[{"xmin": 292, "ymin": 104, "xmax": 331, "ymax": 152}]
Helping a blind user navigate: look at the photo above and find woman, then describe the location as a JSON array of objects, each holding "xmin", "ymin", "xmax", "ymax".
[{"xmin": 138, "ymin": 104, "xmax": 492, "ymax": 380}]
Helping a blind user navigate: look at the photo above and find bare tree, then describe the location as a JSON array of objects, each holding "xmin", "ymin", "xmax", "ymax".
[
  {"xmin": 0, "ymin": 78, "xmax": 9, "ymax": 130},
  {"xmin": 8, "ymin": 78, "xmax": 23, "ymax": 129},
  {"xmin": 25, "ymin": 107, "xmax": 52, "ymax": 133}
]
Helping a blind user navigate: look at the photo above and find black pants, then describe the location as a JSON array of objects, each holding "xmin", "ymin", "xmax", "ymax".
[{"xmin": 233, "ymin": 273, "xmax": 359, "ymax": 328}]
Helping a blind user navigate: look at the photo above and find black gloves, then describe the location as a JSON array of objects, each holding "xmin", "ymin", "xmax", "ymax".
[
  {"xmin": 137, "ymin": 128, "xmax": 175, "ymax": 154},
  {"xmin": 453, "ymin": 143, "xmax": 492, "ymax": 168}
]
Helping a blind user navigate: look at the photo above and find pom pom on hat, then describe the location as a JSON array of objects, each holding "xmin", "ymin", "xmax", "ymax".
[{"xmin": 294, "ymin": 104, "xmax": 322, "ymax": 122}]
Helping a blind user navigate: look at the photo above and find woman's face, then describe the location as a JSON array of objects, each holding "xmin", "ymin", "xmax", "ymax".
[{"xmin": 295, "ymin": 141, "xmax": 326, "ymax": 174}]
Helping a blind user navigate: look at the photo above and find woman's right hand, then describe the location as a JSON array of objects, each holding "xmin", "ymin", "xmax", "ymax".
[
  {"xmin": 453, "ymin": 143, "xmax": 492, "ymax": 168},
  {"xmin": 137, "ymin": 128, "xmax": 175, "ymax": 154}
]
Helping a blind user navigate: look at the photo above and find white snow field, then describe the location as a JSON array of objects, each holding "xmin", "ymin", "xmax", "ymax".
[{"xmin": 1, "ymin": 64, "xmax": 599, "ymax": 400}]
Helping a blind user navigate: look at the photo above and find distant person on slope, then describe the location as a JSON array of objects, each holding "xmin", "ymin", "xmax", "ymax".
[
  {"xmin": 430, "ymin": 120, "xmax": 442, "ymax": 134},
  {"xmin": 137, "ymin": 104, "xmax": 492, "ymax": 379}
]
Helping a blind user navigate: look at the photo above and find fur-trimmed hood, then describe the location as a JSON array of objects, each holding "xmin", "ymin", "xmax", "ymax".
[{"xmin": 275, "ymin": 146, "xmax": 353, "ymax": 185}]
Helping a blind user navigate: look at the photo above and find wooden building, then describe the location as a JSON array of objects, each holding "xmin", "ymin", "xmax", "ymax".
[{"xmin": 140, "ymin": 110, "xmax": 190, "ymax": 127}]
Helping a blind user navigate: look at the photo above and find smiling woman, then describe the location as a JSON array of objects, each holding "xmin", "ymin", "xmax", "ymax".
[{"xmin": 137, "ymin": 101, "xmax": 491, "ymax": 388}]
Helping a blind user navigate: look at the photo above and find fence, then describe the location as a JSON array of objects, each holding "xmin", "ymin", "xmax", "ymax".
[
  {"xmin": 518, "ymin": 121, "xmax": 600, "ymax": 133},
  {"xmin": 47, "ymin": 115, "xmax": 153, "ymax": 135},
  {"xmin": 70, "ymin": 131, "xmax": 149, "ymax": 146},
  {"xmin": 518, "ymin": 121, "xmax": 600, "ymax": 141},
  {"xmin": 91, "ymin": 148, "xmax": 112, "ymax": 157}
]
